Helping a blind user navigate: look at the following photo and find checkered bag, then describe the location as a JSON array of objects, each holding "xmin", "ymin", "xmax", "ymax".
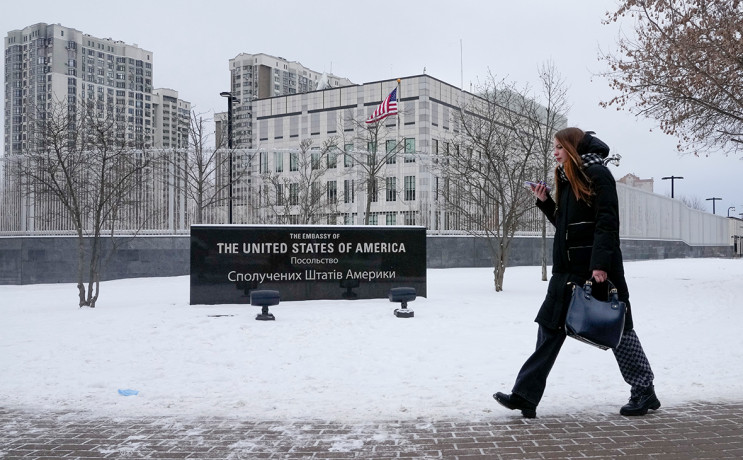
[{"xmin": 565, "ymin": 279, "xmax": 626, "ymax": 350}]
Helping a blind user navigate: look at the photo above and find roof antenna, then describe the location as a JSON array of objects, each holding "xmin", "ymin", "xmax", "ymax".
[{"xmin": 460, "ymin": 39, "xmax": 464, "ymax": 90}]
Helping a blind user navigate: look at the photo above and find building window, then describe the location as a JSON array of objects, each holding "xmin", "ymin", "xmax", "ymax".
[
  {"xmin": 371, "ymin": 178, "xmax": 379, "ymax": 203},
  {"xmin": 274, "ymin": 184, "xmax": 283, "ymax": 206},
  {"xmin": 386, "ymin": 212, "xmax": 397, "ymax": 226},
  {"xmin": 344, "ymin": 179, "xmax": 355, "ymax": 204},
  {"xmin": 261, "ymin": 185, "xmax": 269, "ymax": 206},
  {"xmin": 327, "ymin": 149, "xmax": 337, "ymax": 168},
  {"xmin": 344, "ymin": 144, "xmax": 353, "ymax": 167},
  {"xmin": 259, "ymin": 151, "xmax": 269, "ymax": 173},
  {"xmin": 311, "ymin": 148, "xmax": 321, "ymax": 170},
  {"xmin": 290, "ymin": 151, "xmax": 298, "ymax": 171},
  {"xmin": 310, "ymin": 182, "xmax": 321, "ymax": 203},
  {"xmin": 386, "ymin": 177, "xmax": 397, "ymax": 202},
  {"xmin": 327, "ymin": 180, "xmax": 337, "ymax": 204},
  {"xmin": 386, "ymin": 139, "xmax": 396, "ymax": 164},
  {"xmin": 403, "ymin": 211, "xmax": 416, "ymax": 225},
  {"xmin": 404, "ymin": 138, "xmax": 416, "ymax": 163},
  {"xmin": 368, "ymin": 213, "xmax": 378, "ymax": 225},
  {"xmin": 274, "ymin": 151, "xmax": 283, "ymax": 172},
  {"xmin": 404, "ymin": 176, "xmax": 416, "ymax": 201},
  {"xmin": 289, "ymin": 183, "xmax": 299, "ymax": 205}
]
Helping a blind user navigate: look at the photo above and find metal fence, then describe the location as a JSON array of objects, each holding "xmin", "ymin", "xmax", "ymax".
[{"xmin": 0, "ymin": 154, "xmax": 735, "ymax": 247}]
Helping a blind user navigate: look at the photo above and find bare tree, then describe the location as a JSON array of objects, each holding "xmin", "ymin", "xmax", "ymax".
[
  {"xmin": 342, "ymin": 114, "xmax": 406, "ymax": 224},
  {"xmin": 20, "ymin": 99, "xmax": 156, "ymax": 307},
  {"xmin": 163, "ymin": 110, "xmax": 254, "ymax": 225},
  {"xmin": 678, "ymin": 194, "xmax": 707, "ymax": 211},
  {"xmin": 257, "ymin": 138, "xmax": 340, "ymax": 224},
  {"xmin": 528, "ymin": 62, "xmax": 570, "ymax": 281},
  {"xmin": 436, "ymin": 75, "xmax": 555, "ymax": 291},
  {"xmin": 600, "ymin": 0, "xmax": 743, "ymax": 155}
]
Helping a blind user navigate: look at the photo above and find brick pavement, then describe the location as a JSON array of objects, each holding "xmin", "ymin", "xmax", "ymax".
[{"xmin": 1, "ymin": 401, "xmax": 742, "ymax": 459}]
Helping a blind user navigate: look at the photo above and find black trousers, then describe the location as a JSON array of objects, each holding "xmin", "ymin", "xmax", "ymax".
[{"xmin": 512, "ymin": 325, "xmax": 655, "ymax": 405}]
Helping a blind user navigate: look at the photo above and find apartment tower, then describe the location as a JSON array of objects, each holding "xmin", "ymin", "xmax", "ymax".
[
  {"xmin": 152, "ymin": 88, "xmax": 191, "ymax": 149},
  {"xmin": 4, "ymin": 23, "xmax": 189, "ymax": 155},
  {"xmin": 222, "ymin": 53, "xmax": 354, "ymax": 149}
]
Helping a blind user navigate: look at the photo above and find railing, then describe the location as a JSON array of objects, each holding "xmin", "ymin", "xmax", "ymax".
[{"xmin": 0, "ymin": 155, "xmax": 734, "ymax": 247}]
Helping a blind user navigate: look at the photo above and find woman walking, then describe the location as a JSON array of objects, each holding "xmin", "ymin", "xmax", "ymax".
[{"xmin": 494, "ymin": 127, "xmax": 660, "ymax": 418}]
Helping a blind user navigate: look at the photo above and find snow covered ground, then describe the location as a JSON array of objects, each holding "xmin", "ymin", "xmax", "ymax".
[{"xmin": 1, "ymin": 258, "xmax": 742, "ymax": 422}]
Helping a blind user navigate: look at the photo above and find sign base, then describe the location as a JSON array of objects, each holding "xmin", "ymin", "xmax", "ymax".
[{"xmin": 394, "ymin": 308, "xmax": 415, "ymax": 318}]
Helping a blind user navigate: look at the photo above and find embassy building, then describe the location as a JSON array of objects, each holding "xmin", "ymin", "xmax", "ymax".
[{"xmin": 239, "ymin": 74, "xmax": 480, "ymax": 230}]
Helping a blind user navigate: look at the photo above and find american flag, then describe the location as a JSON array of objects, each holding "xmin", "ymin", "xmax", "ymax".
[{"xmin": 365, "ymin": 88, "xmax": 398, "ymax": 124}]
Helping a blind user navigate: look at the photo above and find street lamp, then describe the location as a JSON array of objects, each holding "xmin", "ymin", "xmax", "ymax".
[
  {"xmin": 661, "ymin": 176, "xmax": 684, "ymax": 198},
  {"xmin": 728, "ymin": 207, "xmax": 736, "ymax": 218},
  {"xmin": 220, "ymin": 91, "xmax": 238, "ymax": 224},
  {"xmin": 706, "ymin": 197, "xmax": 721, "ymax": 214}
]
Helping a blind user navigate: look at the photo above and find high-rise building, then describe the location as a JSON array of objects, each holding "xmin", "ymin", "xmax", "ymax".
[
  {"xmin": 223, "ymin": 53, "xmax": 354, "ymax": 149},
  {"xmin": 2, "ymin": 23, "xmax": 192, "ymax": 233},
  {"xmin": 152, "ymin": 88, "xmax": 191, "ymax": 149},
  {"xmin": 4, "ymin": 23, "xmax": 187, "ymax": 155}
]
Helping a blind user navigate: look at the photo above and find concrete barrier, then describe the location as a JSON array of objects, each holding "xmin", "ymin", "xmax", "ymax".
[{"xmin": 0, "ymin": 234, "xmax": 731, "ymax": 285}]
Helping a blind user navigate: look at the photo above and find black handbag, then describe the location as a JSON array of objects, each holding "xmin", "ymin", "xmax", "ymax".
[{"xmin": 565, "ymin": 279, "xmax": 626, "ymax": 350}]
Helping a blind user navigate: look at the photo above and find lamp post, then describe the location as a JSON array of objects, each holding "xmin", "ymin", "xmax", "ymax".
[
  {"xmin": 706, "ymin": 197, "xmax": 721, "ymax": 214},
  {"xmin": 220, "ymin": 91, "xmax": 237, "ymax": 224},
  {"xmin": 728, "ymin": 207, "xmax": 736, "ymax": 218},
  {"xmin": 661, "ymin": 176, "xmax": 684, "ymax": 198}
]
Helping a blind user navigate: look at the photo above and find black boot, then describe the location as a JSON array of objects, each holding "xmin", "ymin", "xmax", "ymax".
[
  {"xmin": 620, "ymin": 385, "xmax": 661, "ymax": 416},
  {"xmin": 493, "ymin": 392, "xmax": 537, "ymax": 418}
]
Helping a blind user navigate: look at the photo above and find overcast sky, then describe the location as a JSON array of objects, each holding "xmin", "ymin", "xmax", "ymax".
[{"xmin": 4, "ymin": 0, "xmax": 742, "ymax": 217}]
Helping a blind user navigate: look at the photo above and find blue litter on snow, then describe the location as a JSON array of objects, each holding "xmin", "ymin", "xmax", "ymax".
[{"xmin": 117, "ymin": 389, "xmax": 139, "ymax": 396}]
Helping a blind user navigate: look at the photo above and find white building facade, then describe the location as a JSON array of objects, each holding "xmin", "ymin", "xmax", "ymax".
[{"xmin": 246, "ymin": 74, "xmax": 469, "ymax": 229}]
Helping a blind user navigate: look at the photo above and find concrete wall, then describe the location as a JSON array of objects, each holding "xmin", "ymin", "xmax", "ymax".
[
  {"xmin": 0, "ymin": 235, "xmax": 732, "ymax": 284},
  {"xmin": 0, "ymin": 236, "xmax": 189, "ymax": 285},
  {"xmin": 426, "ymin": 235, "xmax": 731, "ymax": 269},
  {"xmin": 616, "ymin": 183, "xmax": 733, "ymax": 246}
]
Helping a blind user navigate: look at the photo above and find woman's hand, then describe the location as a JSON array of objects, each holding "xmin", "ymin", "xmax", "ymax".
[
  {"xmin": 592, "ymin": 269, "xmax": 608, "ymax": 283},
  {"xmin": 530, "ymin": 182, "xmax": 549, "ymax": 202}
]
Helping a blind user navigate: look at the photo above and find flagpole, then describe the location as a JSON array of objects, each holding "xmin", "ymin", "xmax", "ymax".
[{"xmin": 396, "ymin": 78, "xmax": 401, "ymax": 145}]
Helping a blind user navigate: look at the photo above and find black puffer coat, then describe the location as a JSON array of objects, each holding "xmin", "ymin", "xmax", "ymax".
[{"xmin": 534, "ymin": 137, "xmax": 633, "ymax": 332}]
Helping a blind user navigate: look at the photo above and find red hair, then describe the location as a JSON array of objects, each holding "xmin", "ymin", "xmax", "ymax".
[{"xmin": 554, "ymin": 127, "xmax": 593, "ymax": 203}]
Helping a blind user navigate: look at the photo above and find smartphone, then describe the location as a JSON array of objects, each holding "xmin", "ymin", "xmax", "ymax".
[{"xmin": 524, "ymin": 181, "xmax": 551, "ymax": 191}]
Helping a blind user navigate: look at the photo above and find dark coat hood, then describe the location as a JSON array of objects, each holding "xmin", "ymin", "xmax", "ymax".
[{"xmin": 577, "ymin": 131, "xmax": 610, "ymax": 158}]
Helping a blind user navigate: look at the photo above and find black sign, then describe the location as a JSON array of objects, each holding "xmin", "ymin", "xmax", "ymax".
[{"xmin": 190, "ymin": 225, "xmax": 427, "ymax": 304}]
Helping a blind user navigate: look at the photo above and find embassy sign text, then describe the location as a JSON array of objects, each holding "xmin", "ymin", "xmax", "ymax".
[{"xmin": 190, "ymin": 225, "xmax": 426, "ymax": 304}]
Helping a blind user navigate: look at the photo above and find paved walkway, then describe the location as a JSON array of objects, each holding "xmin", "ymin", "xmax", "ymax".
[{"xmin": 1, "ymin": 401, "xmax": 742, "ymax": 459}]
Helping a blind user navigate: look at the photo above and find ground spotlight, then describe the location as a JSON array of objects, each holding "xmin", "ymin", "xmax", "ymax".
[
  {"xmin": 250, "ymin": 290, "xmax": 280, "ymax": 321},
  {"xmin": 389, "ymin": 287, "xmax": 416, "ymax": 318}
]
